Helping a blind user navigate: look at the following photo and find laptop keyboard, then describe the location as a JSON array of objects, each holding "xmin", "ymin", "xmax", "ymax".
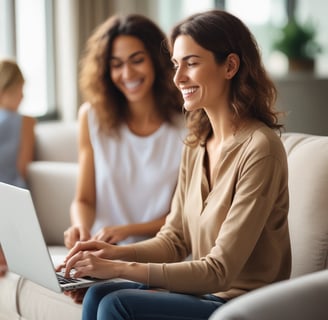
[{"xmin": 57, "ymin": 273, "xmax": 81, "ymax": 284}]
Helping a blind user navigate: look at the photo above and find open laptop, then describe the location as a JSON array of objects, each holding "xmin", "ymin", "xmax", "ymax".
[{"xmin": 0, "ymin": 182, "xmax": 108, "ymax": 292}]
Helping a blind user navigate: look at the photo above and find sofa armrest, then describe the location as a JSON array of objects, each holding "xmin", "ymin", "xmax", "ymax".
[
  {"xmin": 0, "ymin": 272, "xmax": 22, "ymax": 319},
  {"xmin": 209, "ymin": 270, "xmax": 328, "ymax": 320},
  {"xmin": 27, "ymin": 162, "xmax": 78, "ymax": 246},
  {"xmin": 281, "ymin": 133, "xmax": 328, "ymax": 277}
]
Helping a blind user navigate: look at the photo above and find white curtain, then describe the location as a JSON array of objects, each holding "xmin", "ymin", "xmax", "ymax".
[{"xmin": 54, "ymin": 0, "xmax": 112, "ymax": 121}]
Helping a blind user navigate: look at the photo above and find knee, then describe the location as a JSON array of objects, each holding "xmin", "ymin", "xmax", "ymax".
[
  {"xmin": 82, "ymin": 286, "xmax": 106, "ymax": 320},
  {"xmin": 83, "ymin": 285, "xmax": 105, "ymax": 308},
  {"xmin": 97, "ymin": 290, "xmax": 134, "ymax": 319}
]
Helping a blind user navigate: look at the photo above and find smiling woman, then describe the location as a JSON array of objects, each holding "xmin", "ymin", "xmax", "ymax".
[{"xmin": 63, "ymin": 13, "xmax": 186, "ymax": 255}]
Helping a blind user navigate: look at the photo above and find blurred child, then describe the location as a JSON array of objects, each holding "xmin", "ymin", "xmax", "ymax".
[
  {"xmin": 0, "ymin": 58, "xmax": 36, "ymax": 276},
  {"xmin": 0, "ymin": 59, "xmax": 35, "ymax": 188}
]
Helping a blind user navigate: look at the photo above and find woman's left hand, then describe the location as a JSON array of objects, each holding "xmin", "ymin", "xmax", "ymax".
[
  {"xmin": 56, "ymin": 240, "xmax": 120, "ymax": 279},
  {"xmin": 64, "ymin": 251, "xmax": 121, "ymax": 279}
]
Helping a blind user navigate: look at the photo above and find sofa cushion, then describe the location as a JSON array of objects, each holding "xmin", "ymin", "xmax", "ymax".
[
  {"xmin": 17, "ymin": 278, "xmax": 82, "ymax": 320},
  {"xmin": 34, "ymin": 121, "xmax": 78, "ymax": 162},
  {"xmin": 0, "ymin": 272, "xmax": 21, "ymax": 320},
  {"xmin": 281, "ymin": 133, "xmax": 328, "ymax": 277},
  {"xmin": 27, "ymin": 162, "xmax": 78, "ymax": 246}
]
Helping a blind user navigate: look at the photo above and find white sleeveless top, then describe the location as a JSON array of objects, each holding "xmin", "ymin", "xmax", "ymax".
[{"xmin": 87, "ymin": 104, "xmax": 186, "ymax": 244}]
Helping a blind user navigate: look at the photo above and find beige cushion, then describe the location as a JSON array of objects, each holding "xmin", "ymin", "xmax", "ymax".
[
  {"xmin": 17, "ymin": 278, "xmax": 82, "ymax": 320},
  {"xmin": 0, "ymin": 272, "xmax": 21, "ymax": 320},
  {"xmin": 282, "ymin": 133, "xmax": 328, "ymax": 277},
  {"xmin": 34, "ymin": 121, "xmax": 78, "ymax": 162},
  {"xmin": 27, "ymin": 162, "xmax": 78, "ymax": 245}
]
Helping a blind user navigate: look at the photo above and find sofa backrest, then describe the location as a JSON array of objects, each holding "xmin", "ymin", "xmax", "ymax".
[
  {"xmin": 28, "ymin": 162, "xmax": 78, "ymax": 245},
  {"xmin": 281, "ymin": 133, "xmax": 328, "ymax": 278},
  {"xmin": 34, "ymin": 121, "xmax": 78, "ymax": 162},
  {"xmin": 27, "ymin": 121, "xmax": 78, "ymax": 245}
]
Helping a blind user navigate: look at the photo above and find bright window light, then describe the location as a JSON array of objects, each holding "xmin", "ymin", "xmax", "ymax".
[
  {"xmin": 15, "ymin": 0, "xmax": 49, "ymax": 116},
  {"xmin": 226, "ymin": 0, "xmax": 272, "ymax": 25}
]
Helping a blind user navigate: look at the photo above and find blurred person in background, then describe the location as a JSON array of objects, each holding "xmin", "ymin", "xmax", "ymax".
[
  {"xmin": 0, "ymin": 58, "xmax": 35, "ymax": 277},
  {"xmin": 63, "ymin": 14, "xmax": 186, "ymax": 249}
]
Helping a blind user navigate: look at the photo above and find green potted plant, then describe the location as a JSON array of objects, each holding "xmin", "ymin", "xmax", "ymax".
[{"xmin": 273, "ymin": 18, "xmax": 322, "ymax": 72}]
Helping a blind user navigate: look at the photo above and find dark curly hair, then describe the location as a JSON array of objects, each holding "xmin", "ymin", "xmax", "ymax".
[
  {"xmin": 79, "ymin": 13, "xmax": 183, "ymax": 133},
  {"xmin": 169, "ymin": 10, "xmax": 284, "ymax": 147}
]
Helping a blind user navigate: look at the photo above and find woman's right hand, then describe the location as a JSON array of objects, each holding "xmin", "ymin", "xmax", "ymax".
[
  {"xmin": 64, "ymin": 226, "xmax": 91, "ymax": 249},
  {"xmin": 64, "ymin": 288, "xmax": 88, "ymax": 304}
]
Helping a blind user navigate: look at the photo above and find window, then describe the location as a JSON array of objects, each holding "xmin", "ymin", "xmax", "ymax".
[
  {"xmin": 0, "ymin": 0, "xmax": 15, "ymax": 57},
  {"xmin": 157, "ymin": 0, "xmax": 215, "ymax": 33},
  {"xmin": 1, "ymin": 0, "xmax": 327, "ymax": 120},
  {"xmin": 225, "ymin": 0, "xmax": 288, "ymax": 75},
  {"xmin": 156, "ymin": 0, "xmax": 288, "ymax": 75},
  {"xmin": 157, "ymin": 0, "xmax": 328, "ymax": 77},
  {"xmin": 225, "ymin": 0, "xmax": 328, "ymax": 76},
  {"xmin": 0, "ymin": 0, "xmax": 55, "ymax": 117},
  {"xmin": 296, "ymin": 0, "xmax": 328, "ymax": 75}
]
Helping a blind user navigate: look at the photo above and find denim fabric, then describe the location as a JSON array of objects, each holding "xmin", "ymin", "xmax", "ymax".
[{"xmin": 82, "ymin": 281, "xmax": 226, "ymax": 320}]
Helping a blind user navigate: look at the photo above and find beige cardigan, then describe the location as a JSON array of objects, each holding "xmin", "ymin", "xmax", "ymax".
[{"xmin": 130, "ymin": 121, "xmax": 291, "ymax": 300}]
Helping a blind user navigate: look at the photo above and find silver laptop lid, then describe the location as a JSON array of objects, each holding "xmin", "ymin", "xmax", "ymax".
[{"xmin": 0, "ymin": 182, "xmax": 62, "ymax": 292}]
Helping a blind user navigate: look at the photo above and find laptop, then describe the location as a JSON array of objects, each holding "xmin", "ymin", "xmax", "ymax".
[{"xmin": 0, "ymin": 182, "xmax": 108, "ymax": 292}]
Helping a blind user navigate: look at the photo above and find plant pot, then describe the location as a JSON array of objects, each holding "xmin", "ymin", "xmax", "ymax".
[{"xmin": 288, "ymin": 58, "xmax": 315, "ymax": 73}]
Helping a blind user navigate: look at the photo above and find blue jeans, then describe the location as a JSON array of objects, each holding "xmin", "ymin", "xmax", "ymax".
[{"xmin": 82, "ymin": 280, "xmax": 226, "ymax": 320}]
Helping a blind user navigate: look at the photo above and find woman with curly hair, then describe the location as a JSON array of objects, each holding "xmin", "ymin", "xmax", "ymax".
[
  {"xmin": 63, "ymin": 13, "xmax": 186, "ymax": 248},
  {"xmin": 60, "ymin": 10, "xmax": 291, "ymax": 319}
]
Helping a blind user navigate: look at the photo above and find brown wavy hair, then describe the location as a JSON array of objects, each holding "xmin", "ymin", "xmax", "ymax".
[
  {"xmin": 79, "ymin": 14, "xmax": 183, "ymax": 133},
  {"xmin": 169, "ymin": 10, "xmax": 283, "ymax": 147}
]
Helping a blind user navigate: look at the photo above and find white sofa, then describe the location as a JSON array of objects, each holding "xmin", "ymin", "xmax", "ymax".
[{"xmin": 1, "ymin": 122, "xmax": 327, "ymax": 320}]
